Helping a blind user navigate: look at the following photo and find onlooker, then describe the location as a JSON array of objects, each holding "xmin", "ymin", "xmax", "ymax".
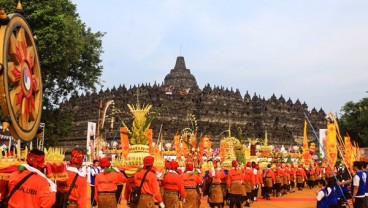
[
  {"xmin": 351, "ymin": 161, "xmax": 366, "ymax": 208},
  {"xmin": 316, "ymin": 180, "xmax": 331, "ymax": 208},
  {"xmin": 90, "ymin": 159, "xmax": 101, "ymax": 208}
]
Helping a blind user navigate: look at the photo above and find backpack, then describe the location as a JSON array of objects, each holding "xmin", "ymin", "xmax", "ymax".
[
  {"xmin": 129, "ymin": 186, "xmax": 141, "ymax": 204},
  {"xmin": 52, "ymin": 173, "xmax": 79, "ymax": 208},
  {"xmin": 130, "ymin": 170, "xmax": 149, "ymax": 204}
]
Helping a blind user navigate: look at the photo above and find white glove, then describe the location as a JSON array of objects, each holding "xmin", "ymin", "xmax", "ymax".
[
  {"xmin": 156, "ymin": 172, "xmax": 163, "ymax": 179},
  {"xmin": 182, "ymin": 198, "xmax": 187, "ymax": 203},
  {"xmin": 254, "ymin": 186, "xmax": 257, "ymax": 189},
  {"xmin": 289, "ymin": 181, "xmax": 291, "ymax": 184},
  {"xmin": 159, "ymin": 202, "xmax": 165, "ymax": 208},
  {"xmin": 49, "ymin": 182, "xmax": 57, "ymax": 193},
  {"xmin": 261, "ymin": 184, "xmax": 264, "ymax": 187}
]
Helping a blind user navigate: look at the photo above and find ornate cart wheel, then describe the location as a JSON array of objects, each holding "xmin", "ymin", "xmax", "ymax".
[{"xmin": 0, "ymin": 13, "xmax": 42, "ymax": 141}]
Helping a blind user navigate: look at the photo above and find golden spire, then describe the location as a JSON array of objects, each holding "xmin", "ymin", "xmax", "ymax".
[{"xmin": 16, "ymin": 0, "xmax": 25, "ymax": 15}]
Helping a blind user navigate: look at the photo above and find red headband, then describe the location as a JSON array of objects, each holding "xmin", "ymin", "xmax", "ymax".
[
  {"xmin": 27, "ymin": 153, "xmax": 45, "ymax": 169},
  {"xmin": 99, "ymin": 157, "xmax": 111, "ymax": 168},
  {"xmin": 143, "ymin": 156, "xmax": 154, "ymax": 167},
  {"xmin": 169, "ymin": 161, "xmax": 178, "ymax": 170},
  {"xmin": 70, "ymin": 150, "xmax": 84, "ymax": 165},
  {"xmin": 232, "ymin": 160, "xmax": 238, "ymax": 168},
  {"xmin": 185, "ymin": 163, "xmax": 194, "ymax": 171}
]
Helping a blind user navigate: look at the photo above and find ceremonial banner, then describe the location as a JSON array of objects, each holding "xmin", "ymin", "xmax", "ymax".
[
  {"xmin": 87, "ymin": 122, "xmax": 96, "ymax": 159},
  {"xmin": 319, "ymin": 129, "xmax": 327, "ymax": 158},
  {"xmin": 120, "ymin": 127, "xmax": 129, "ymax": 158},
  {"xmin": 146, "ymin": 129, "xmax": 153, "ymax": 154},
  {"xmin": 326, "ymin": 123, "xmax": 337, "ymax": 167},
  {"xmin": 344, "ymin": 136, "xmax": 354, "ymax": 170},
  {"xmin": 174, "ymin": 135, "xmax": 181, "ymax": 161}
]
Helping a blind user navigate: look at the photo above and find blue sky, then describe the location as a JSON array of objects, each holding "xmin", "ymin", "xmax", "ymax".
[{"xmin": 72, "ymin": 0, "xmax": 368, "ymax": 115}]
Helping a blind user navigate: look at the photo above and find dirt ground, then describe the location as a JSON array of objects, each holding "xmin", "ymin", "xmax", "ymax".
[{"xmin": 88, "ymin": 185, "xmax": 345, "ymax": 208}]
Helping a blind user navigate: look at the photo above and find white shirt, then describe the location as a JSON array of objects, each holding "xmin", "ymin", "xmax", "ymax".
[
  {"xmin": 353, "ymin": 172, "xmax": 367, "ymax": 198},
  {"xmin": 78, "ymin": 165, "xmax": 87, "ymax": 177},
  {"xmin": 316, "ymin": 187, "xmax": 331, "ymax": 201}
]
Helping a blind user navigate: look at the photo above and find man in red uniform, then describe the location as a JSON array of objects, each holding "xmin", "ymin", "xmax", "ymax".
[
  {"xmin": 7, "ymin": 149, "xmax": 56, "ymax": 208},
  {"xmin": 54, "ymin": 148, "xmax": 87, "ymax": 208},
  {"xmin": 181, "ymin": 162, "xmax": 201, "ymax": 208},
  {"xmin": 227, "ymin": 160, "xmax": 247, "ymax": 208},
  {"xmin": 282, "ymin": 164, "xmax": 290, "ymax": 195},
  {"xmin": 315, "ymin": 163, "xmax": 322, "ymax": 185},
  {"xmin": 307, "ymin": 164, "xmax": 316, "ymax": 189},
  {"xmin": 289, "ymin": 164, "xmax": 296, "ymax": 193},
  {"xmin": 219, "ymin": 161, "xmax": 228, "ymax": 205},
  {"xmin": 274, "ymin": 164, "xmax": 284, "ymax": 197},
  {"xmin": 253, "ymin": 164, "xmax": 263, "ymax": 202},
  {"xmin": 163, "ymin": 161, "xmax": 186, "ymax": 208},
  {"xmin": 296, "ymin": 164, "xmax": 307, "ymax": 191},
  {"xmin": 243, "ymin": 162, "xmax": 254, "ymax": 206},
  {"xmin": 263, "ymin": 164, "xmax": 275, "ymax": 200},
  {"xmin": 208, "ymin": 160, "xmax": 226, "ymax": 207},
  {"xmin": 124, "ymin": 174, "xmax": 136, "ymax": 207},
  {"xmin": 134, "ymin": 156, "xmax": 164, "ymax": 208},
  {"xmin": 94, "ymin": 157, "xmax": 127, "ymax": 208}
]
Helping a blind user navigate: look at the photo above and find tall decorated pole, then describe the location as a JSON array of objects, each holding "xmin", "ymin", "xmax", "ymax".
[
  {"xmin": 326, "ymin": 118, "xmax": 337, "ymax": 168},
  {"xmin": 302, "ymin": 120, "xmax": 310, "ymax": 164}
]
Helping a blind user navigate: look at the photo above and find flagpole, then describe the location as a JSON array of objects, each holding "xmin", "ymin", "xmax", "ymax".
[{"xmin": 303, "ymin": 112, "xmax": 349, "ymax": 205}]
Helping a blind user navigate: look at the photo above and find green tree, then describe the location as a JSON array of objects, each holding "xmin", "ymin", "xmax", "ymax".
[
  {"xmin": 1, "ymin": 0, "xmax": 104, "ymax": 108},
  {"xmin": 339, "ymin": 98, "xmax": 368, "ymax": 146}
]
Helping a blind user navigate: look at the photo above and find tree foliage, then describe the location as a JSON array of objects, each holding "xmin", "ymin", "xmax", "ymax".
[
  {"xmin": 2, "ymin": 0, "xmax": 104, "ymax": 108},
  {"xmin": 339, "ymin": 98, "xmax": 368, "ymax": 146}
]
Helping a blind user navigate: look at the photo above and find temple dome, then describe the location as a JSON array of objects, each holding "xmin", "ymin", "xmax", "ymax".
[{"xmin": 164, "ymin": 56, "xmax": 199, "ymax": 91}]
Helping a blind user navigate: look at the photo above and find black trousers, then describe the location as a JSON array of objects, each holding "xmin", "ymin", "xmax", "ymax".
[
  {"xmin": 252, "ymin": 187, "xmax": 259, "ymax": 199},
  {"xmin": 90, "ymin": 185, "xmax": 97, "ymax": 206},
  {"xmin": 229, "ymin": 194, "xmax": 242, "ymax": 208},
  {"xmin": 116, "ymin": 184, "xmax": 124, "ymax": 203},
  {"xmin": 353, "ymin": 197, "xmax": 365, "ymax": 208},
  {"xmin": 274, "ymin": 183, "xmax": 281, "ymax": 193}
]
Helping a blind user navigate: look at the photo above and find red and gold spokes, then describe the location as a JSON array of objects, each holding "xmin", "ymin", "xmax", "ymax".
[
  {"xmin": 0, "ymin": 13, "xmax": 42, "ymax": 141},
  {"xmin": 8, "ymin": 27, "xmax": 40, "ymax": 128}
]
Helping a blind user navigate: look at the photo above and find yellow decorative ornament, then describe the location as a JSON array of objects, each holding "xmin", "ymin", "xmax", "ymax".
[
  {"xmin": 44, "ymin": 147, "xmax": 68, "ymax": 181},
  {"xmin": 221, "ymin": 136, "xmax": 241, "ymax": 169},
  {"xmin": 123, "ymin": 103, "xmax": 153, "ymax": 145}
]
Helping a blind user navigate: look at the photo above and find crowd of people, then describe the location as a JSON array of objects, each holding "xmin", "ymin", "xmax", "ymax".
[{"xmin": 1, "ymin": 148, "xmax": 368, "ymax": 208}]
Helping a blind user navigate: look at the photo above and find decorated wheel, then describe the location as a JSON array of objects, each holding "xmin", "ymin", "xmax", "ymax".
[{"xmin": 0, "ymin": 13, "xmax": 42, "ymax": 141}]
